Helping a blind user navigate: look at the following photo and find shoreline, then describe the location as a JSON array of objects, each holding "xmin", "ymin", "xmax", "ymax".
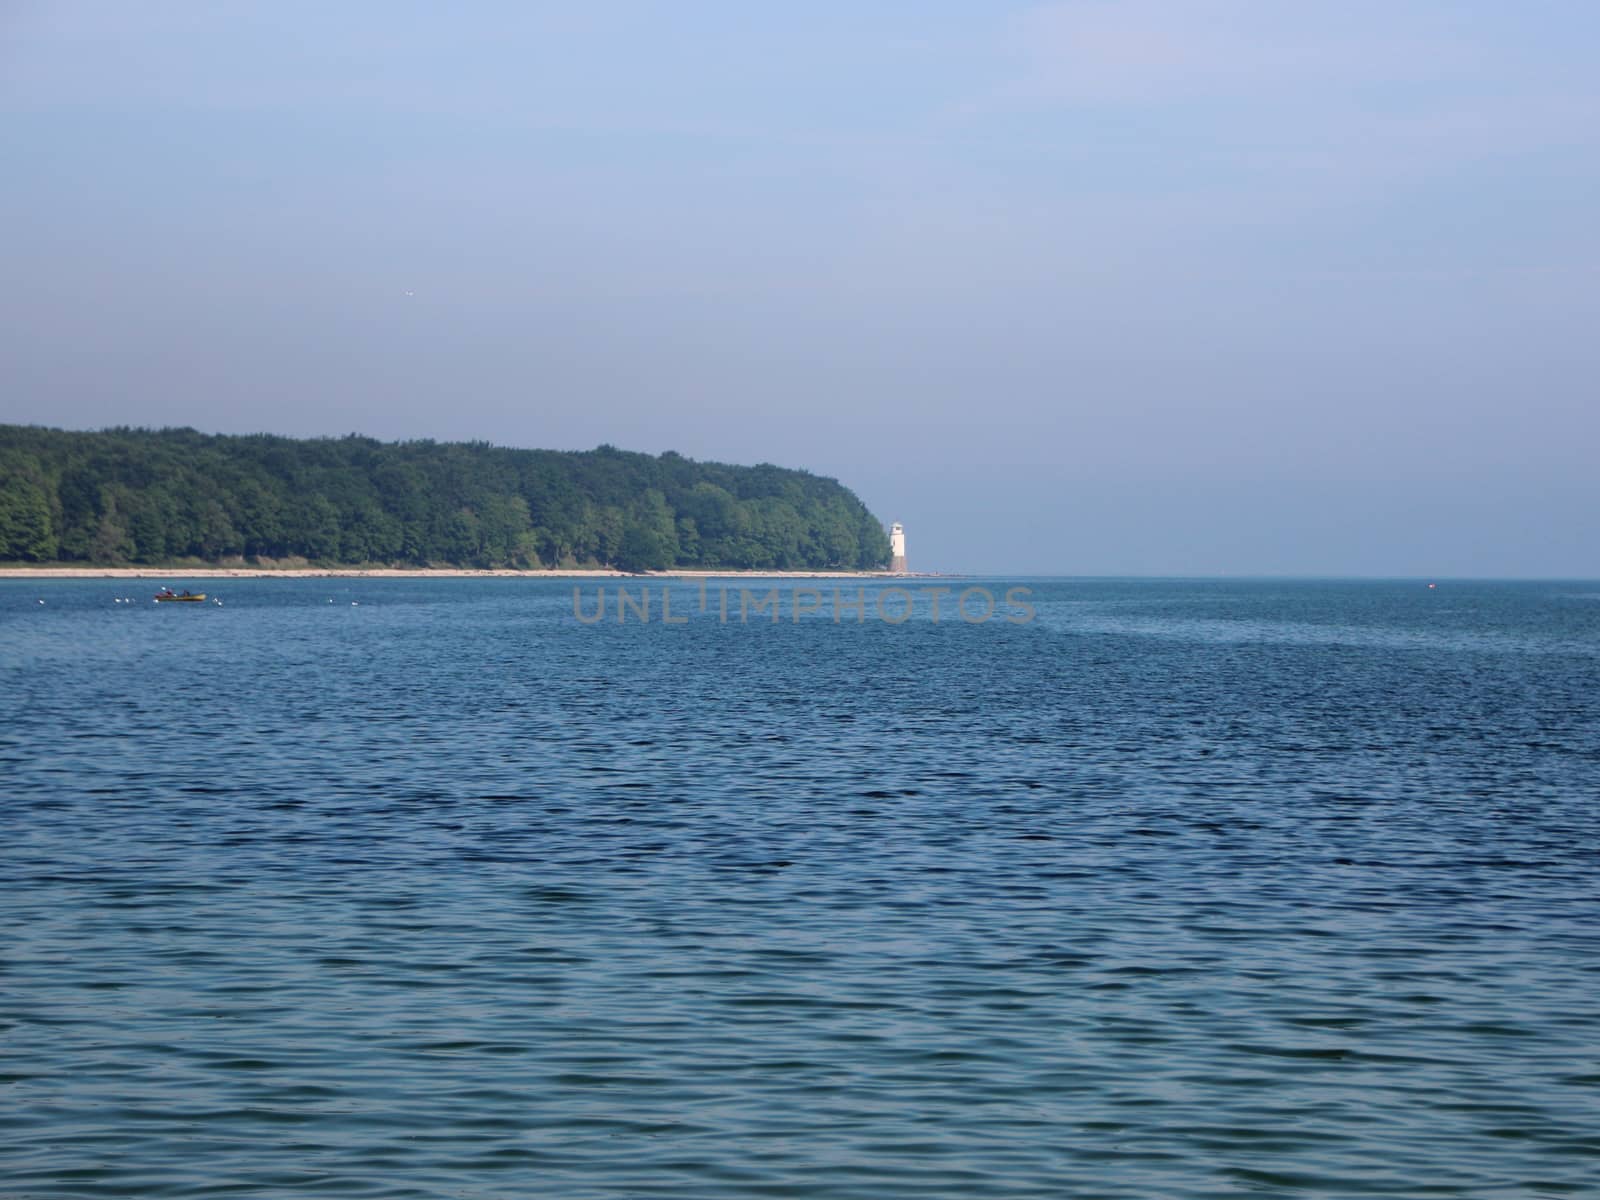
[{"xmin": 0, "ymin": 566, "xmax": 948, "ymax": 581}]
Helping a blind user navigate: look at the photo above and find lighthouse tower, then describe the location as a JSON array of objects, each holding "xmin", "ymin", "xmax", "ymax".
[{"xmin": 889, "ymin": 522, "xmax": 907, "ymax": 574}]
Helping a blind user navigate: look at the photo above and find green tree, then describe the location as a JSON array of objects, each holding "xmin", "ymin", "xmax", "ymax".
[
  {"xmin": 198, "ymin": 499, "xmax": 242, "ymax": 558},
  {"xmin": 0, "ymin": 425, "xmax": 893, "ymax": 571},
  {"xmin": 0, "ymin": 476, "xmax": 57, "ymax": 561},
  {"xmin": 478, "ymin": 494, "xmax": 533, "ymax": 566},
  {"xmin": 288, "ymin": 495, "xmax": 341, "ymax": 560},
  {"xmin": 441, "ymin": 509, "xmax": 482, "ymax": 564},
  {"xmin": 614, "ymin": 522, "xmax": 674, "ymax": 572}
]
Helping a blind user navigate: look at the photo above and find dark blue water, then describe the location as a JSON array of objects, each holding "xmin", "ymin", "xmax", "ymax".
[{"xmin": 3, "ymin": 577, "xmax": 1598, "ymax": 1198}]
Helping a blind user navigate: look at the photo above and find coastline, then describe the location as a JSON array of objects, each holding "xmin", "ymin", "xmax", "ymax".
[{"xmin": 0, "ymin": 566, "xmax": 944, "ymax": 581}]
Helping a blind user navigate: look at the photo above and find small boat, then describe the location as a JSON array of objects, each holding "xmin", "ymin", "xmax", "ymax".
[{"xmin": 154, "ymin": 589, "xmax": 207, "ymax": 602}]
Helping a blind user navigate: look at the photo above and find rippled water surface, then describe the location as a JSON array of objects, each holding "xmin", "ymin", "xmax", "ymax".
[{"xmin": 3, "ymin": 577, "xmax": 1598, "ymax": 1198}]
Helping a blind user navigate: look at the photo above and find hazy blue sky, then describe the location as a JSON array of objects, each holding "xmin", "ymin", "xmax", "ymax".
[{"xmin": 3, "ymin": 2, "xmax": 1596, "ymax": 574}]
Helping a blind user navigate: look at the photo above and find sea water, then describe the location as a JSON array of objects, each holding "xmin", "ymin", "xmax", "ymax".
[{"xmin": 2, "ymin": 577, "xmax": 1597, "ymax": 1198}]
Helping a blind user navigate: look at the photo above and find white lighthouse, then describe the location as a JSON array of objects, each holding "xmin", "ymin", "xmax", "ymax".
[{"xmin": 889, "ymin": 522, "xmax": 907, "ymax": 574}]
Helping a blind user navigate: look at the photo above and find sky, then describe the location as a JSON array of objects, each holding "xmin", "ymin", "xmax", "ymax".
[{"xmin": 2, "ymin": 1, "xmax": 1596, "ymax": 575}]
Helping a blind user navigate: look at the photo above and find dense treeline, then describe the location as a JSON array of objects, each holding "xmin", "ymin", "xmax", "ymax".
[{"xmin": 0, "ymin": 426, "xmax": 891, "ymax": 572}]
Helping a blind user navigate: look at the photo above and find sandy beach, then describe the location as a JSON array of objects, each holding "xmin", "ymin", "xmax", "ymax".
[{"xmin": 0, "ymin": 566, "xmax": 936, "ymax": 581}]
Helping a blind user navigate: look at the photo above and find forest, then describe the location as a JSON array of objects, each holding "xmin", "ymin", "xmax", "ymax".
[{"xmin": 0, "ymin": 425, "xmax": 892, "ymax": 572}]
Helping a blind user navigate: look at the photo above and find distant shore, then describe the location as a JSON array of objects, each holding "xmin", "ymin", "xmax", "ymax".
[{"xmin": 1, "ymin": 566, "xmax": 944, "ymax": 581}]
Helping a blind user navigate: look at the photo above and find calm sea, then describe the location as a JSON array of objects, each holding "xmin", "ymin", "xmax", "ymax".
[{"xmin": 3, "ymin": 577, "xmax": 1598, "ymax": 1199}]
